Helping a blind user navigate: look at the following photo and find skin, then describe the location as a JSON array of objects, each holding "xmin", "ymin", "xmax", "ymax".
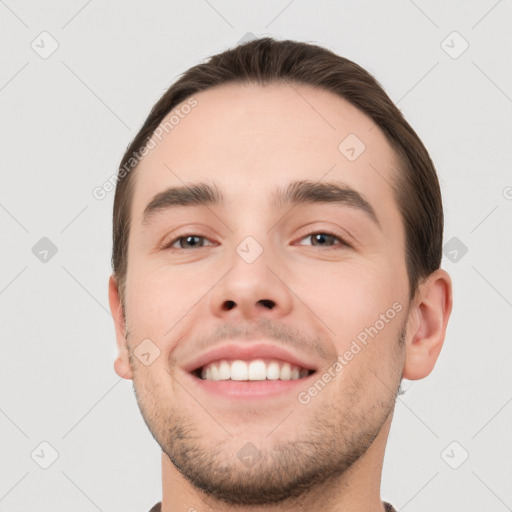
[{"xmin": 109, "ymin": 82, "xmax": 453, "ymax": 512}]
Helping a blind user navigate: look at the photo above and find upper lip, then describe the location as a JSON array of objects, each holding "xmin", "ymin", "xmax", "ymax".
[{"xmin": 182, "ymin": 342, "xmax": 319, "ymax": 374}]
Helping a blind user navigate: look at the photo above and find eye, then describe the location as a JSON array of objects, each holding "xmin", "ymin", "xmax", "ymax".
[
  {"xmin": 297, "ymin": 231, "xmax": 350, "ymax": 248},
  {"xmin": 165, "ymin": 235, "xmax": 215, "ymax": 250},
  {"xmin": 163, "ymin": 231, "xmax": 349, "ymax": 251}
]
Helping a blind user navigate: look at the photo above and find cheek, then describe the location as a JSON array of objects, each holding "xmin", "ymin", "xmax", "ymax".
[
  {"xmin": 125, "ymin": 257, "xmax": 231, "ymax": 366},
  {"xmin": 124, "ymin": 262, "xmax": 193, "ymax": 340},
  {"xmin": 294, "ymin": 260, "xmax": 406, "ymax": 371},
  {"xmin": 293, "ymin": 260, "xmax": 393, "ymax": 329}
]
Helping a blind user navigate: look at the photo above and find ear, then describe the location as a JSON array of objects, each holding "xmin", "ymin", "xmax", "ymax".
[
  {"xmin": 108, "ymin": 275, "xmax": 133, "ymax": 380},
  {"xmin": 402, "ymin": 269, "xmax": 453, "ymax": 380}
]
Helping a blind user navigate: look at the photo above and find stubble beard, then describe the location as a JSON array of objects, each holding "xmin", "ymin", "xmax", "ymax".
[{"xmin": 128, "ymin": 324, "xmax": 405, "ymax": 507}]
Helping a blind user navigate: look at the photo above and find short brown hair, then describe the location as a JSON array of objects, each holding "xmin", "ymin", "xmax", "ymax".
[{"xmin": 112, "ymin": 37, "xmax": 443, "ymax": 307}]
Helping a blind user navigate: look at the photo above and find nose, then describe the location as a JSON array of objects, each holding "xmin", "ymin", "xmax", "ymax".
[{"xmin": 209, "ymin": 240, "xmax": 293, "ymax": 322}]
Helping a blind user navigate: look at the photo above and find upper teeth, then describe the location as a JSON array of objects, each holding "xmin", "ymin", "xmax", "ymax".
[{"xmin": 200, "ymin": 359, "xmax": 309, "ymax": 381}]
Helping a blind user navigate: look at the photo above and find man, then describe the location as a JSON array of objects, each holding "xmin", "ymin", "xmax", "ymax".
[{"xmin": 108, "ymin": 37, "xmax": 452, "ymax": 512}]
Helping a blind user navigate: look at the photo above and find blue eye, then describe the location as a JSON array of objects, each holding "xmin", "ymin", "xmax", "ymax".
[
  {"xmin": 298, "ymin": 232, "xmax": 349, "ymax": 248},
  {"xmin": 167, "ymin": 235, "xmax": 213, "ymax": 250}
]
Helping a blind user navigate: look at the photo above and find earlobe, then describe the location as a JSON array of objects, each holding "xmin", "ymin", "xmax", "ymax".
[
  {"xmin": 108, "ymin": 275, "xmax": 133, "ymax": 380},
  {"xmin": 114, "ymin": 356, "xmax": 133, "ymax": 380},
  {"xmin": 402, "ymin": 269, "xmax": 453, "ymax": 381}
]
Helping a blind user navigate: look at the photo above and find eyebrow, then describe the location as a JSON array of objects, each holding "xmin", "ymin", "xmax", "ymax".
[{"xmin": 142, "ymin": 180, "xmax": 381, "ymax": 229}]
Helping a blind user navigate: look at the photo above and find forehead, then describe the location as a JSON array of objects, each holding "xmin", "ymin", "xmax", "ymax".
[{"xmin": 131, "ymin": 82, "xmax": 401, "ymax": 233}]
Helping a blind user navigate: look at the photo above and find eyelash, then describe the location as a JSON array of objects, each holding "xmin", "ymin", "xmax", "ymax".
[{"xmin": 163, "ymin": 230, "xmax": 351, "ymax": 251}]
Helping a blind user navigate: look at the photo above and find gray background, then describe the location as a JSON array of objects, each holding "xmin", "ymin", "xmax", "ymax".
[{"xmin": 1, "ymin": 1, "xmax": 511, "ymax": 510}]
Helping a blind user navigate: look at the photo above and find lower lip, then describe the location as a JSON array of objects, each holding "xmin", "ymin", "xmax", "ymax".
[{"xmin": 185, "ymin": 372, "xmax": 316, "ymax": 400}]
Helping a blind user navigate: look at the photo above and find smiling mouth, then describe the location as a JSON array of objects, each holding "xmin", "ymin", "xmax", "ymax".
[{"xmin": 193, "ymin": 358, "xmax": 316, "ymax": 382}]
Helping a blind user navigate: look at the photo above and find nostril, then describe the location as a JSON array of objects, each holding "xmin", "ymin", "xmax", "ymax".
[
  {"xmin": 259, "ymin": 299, "xmax": 275, "ymax": 309},
  {"xmin": 223, "ymin": 300, "xmax": 236, "ymax": 311}
]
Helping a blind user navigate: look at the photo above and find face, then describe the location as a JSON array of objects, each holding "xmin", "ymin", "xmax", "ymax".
[{"xmin": 114, "ymin": 82, "xmax": 412, "ymax": 505}]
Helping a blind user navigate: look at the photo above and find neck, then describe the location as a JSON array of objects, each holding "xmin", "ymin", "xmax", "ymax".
[{"xmin": 159, "ymin": 412, "xmax": 392, "ymax": 512}]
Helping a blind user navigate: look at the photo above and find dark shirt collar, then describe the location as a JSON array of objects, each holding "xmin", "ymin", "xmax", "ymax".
[{"xmin": 149, "ymin": 501, "xmax": 397, "ymax": 511}]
